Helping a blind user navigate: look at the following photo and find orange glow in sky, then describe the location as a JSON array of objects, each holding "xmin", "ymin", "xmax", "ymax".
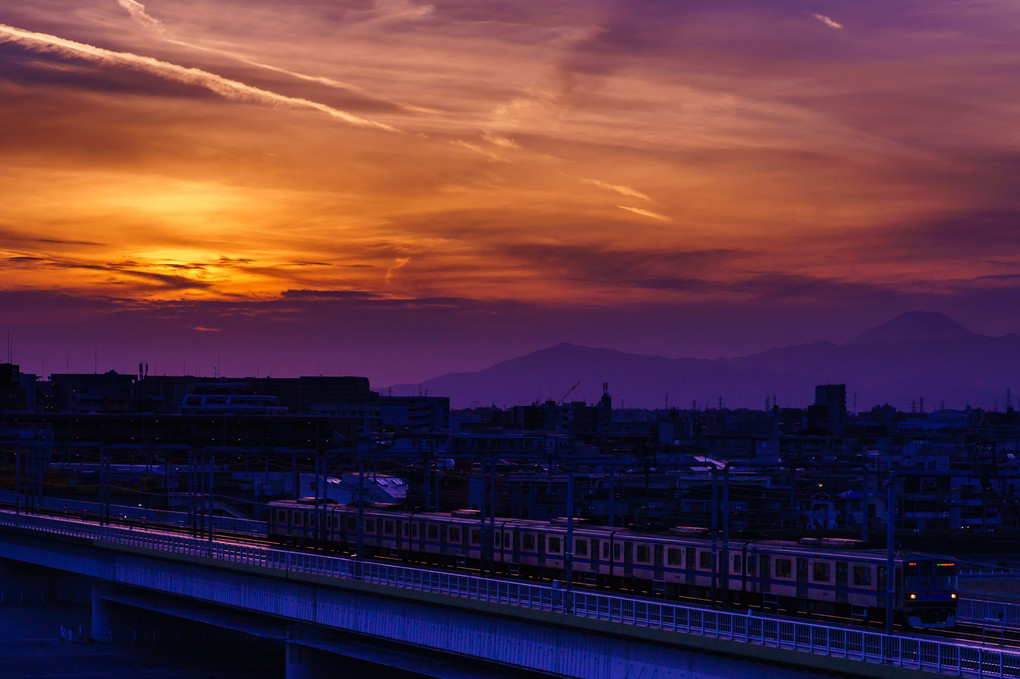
[{"xmin": 2, "ymin": 1, "xmax": 1019, "ymax": 382}]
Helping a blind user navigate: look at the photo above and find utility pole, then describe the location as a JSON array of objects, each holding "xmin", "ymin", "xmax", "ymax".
[
  {"xmin": 566, "ymin": 463, "xmax": 575, "ymax": 589},
  {"xmin": 885, "ymin": 473, "xmax": 896, "ymax": 634}
]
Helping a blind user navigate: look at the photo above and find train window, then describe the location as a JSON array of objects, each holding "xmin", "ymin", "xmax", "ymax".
[
  {"xmin": 428, "ymin": 525, "xmax": 438, "ymax": 540},
  {"xmin": 403, "ymin": 522, "xmax": 409, "ymax": 537},
  {"xmin": 733, "ymin": 555, "xmax": 742, "ymax": 573},
  {"xmin": 636, "ymin": 545, "xmax": 650, "ymax": 563},
  {"xmin": 471, "ymin": 529, "xmax": 479, "ymax": 544},
  {"xmin": 504, "ymin": 533, "xmax": 511, "ymax": 548},
  {"xmin": 365, "ymin": 519, "xmax": 375, "ymax": 532},
  {"xmin": 576, "ymin": 539, "xmax": 588, "ymax": 557},
  {"xmin": 603, "ymin": 543, "xmax": 610, "ymax": 559},
  {"xmin": 812, "ymin": 562, "xmax": 831, "ymax": 582},
  {"xmin": 747, "ymin": 556, "xmax": 756, "ymax": 574},
  {"xmin": 449, "ymin": 527, "xmax": 460, "ymax": 543},
  {"xmin": 441, "ymin": 526, "xmax": 448, "ymax": 542},
  {"xmin": 853, "ymin": 566, "xmax": 872, "ymax": 586},
  {"xmin": 412, "ymin": 523, "xmax": 419, "ymax": 537},
  {"xmin": 699, "ymin": 551, "xmax": 712, "ymax": 570},
  {"xmin": 549, "ymin": 537, "xmax": 561, "ymax": 553},
  {"xmin": 614, "ymin": 544, "xmax": 621, "ymax": 559},
  {"xmin": 384, "ymin": 520, "xmax": 394, "ymax": 535},
  {"xmin": 347, "ymin": 517, "xmax": 356, "ymax": 530},
  {"xmin": 524, "ymin": 534, "xmax": 535, "ymax": 550},
  {"xmin": 775, "ymin": 559, "xmax": 792, "ymax": 578},
  {"xmin": 667, "ymin": 548, "xmax": 682, "ymax": 566}
]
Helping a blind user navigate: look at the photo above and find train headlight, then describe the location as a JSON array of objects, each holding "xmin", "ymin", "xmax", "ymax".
[
  {"xmin": 951, "ymin": 593, "xmax": 957, "ymax": 599},
  {"xmin": 909, "ymin": 593, "xmax": 917, "ymax": 600}
]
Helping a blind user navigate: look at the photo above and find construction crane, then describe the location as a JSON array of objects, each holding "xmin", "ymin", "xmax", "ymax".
[{"xmin": 558, "ymin": 381, "xmax": 581, "ymax": 405}]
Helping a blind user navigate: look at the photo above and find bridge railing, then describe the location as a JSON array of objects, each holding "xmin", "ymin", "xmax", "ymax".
[
  {"xmin": 958, "ymin": 600, "xmax": 1020, "ymax": 628},
  {"xmin": 2, "ymin": 510, "xmax": 1018, "ymax": 678}
]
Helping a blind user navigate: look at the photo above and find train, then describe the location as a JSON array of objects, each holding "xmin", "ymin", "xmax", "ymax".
[{"xmin": 267, "ymin": 498, "xmax": 959, "ymax": 628}]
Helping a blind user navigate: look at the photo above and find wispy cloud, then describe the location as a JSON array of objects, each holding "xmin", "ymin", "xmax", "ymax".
[
  {"xmin": 582, "ymin": 178, "xmax": 652, "ymax": 202},
  {"xmin": 385, "ymin": 257, "xmax": 411, "ymax": 281},
  {"xmin": 483, "ymin": 133, "xmax": 521, "ymax": 149},
  {"xmin": 811, "ymin": 13, "xmax": 844, "ymax": 30},
  {"xmin": 0, "ymin": 23, "xmax": 398, "ymax": 132},
  {"xmin": 369, "ymin": 0, "xmax": 435, "ymax": 24},
  {"xmin": 112, "ymin": 0, "xmax": 434, "ymax": 115},
  {"xmin": 617, "ymin": 206, "xmax": 670, "ymax": 222},
  {"xmin": 117, "ymin": 0, "xmax": 164, "ymax": 32},
  {"xmin": 453, "ymin": 140, "xmax": 506, "ymax": 161}
]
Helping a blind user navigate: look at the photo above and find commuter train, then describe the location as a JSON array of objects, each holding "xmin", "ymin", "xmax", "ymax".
[{"xmin": 267, "ymin": 499, "xmax": 958, "ymax": 628}]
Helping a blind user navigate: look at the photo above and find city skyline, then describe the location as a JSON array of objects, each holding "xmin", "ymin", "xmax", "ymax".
[{"xmin": 2, "ymin": 1, "xmax": 1019, "ymax": 386}]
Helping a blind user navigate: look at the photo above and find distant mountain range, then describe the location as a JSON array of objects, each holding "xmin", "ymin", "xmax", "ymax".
[{"xmin": 387, "ymin": 312, "xmax": 1020, "ymax": 411}]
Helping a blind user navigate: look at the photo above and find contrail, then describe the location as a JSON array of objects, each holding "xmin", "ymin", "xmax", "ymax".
[
  {"xmin": 0, "ymin": 23, "xmax": 398, "ymax": 132},
  {"xmin": 114, "ymin": 0, "xmax": 435, "ymax": 115},
  {"xmin": 618, "ymin": 206, "xmax": 670, "ymax": 222}
]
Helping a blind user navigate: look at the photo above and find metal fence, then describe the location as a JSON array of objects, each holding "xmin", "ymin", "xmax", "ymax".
[
  {"xmin": 2, "ymin": 509, "xmax": 1018, "ymax": 678},
  {"xmin": 0, "ymin": 490, "xmax": 265, "ymax": 534},
  {"xmin": 959, "ymin": 600, "xmax": 1020, "ymax": 628}
]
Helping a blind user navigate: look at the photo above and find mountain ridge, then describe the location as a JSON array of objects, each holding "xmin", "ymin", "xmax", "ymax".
[{"xmin": 387, "ymin": 313, "xmax": 1020, "ymax": 410}]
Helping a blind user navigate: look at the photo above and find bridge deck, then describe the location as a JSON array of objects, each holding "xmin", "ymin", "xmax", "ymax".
[{"xmin": 2, "ymin": 510, "xmax": 1016, "ymax": 679}]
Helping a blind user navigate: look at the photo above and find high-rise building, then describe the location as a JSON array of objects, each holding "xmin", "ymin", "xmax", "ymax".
[{"xmin": 811, "ymin": 383, "xmax": 847, "ymax": 435}]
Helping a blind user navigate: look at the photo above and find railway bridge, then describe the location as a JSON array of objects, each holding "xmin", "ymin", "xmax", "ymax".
[{"xmin": 0, "ymin": 509, "xmax": 1015, "ymax": 679}]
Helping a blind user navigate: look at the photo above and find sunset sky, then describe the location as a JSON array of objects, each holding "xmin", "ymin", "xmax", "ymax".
[{"xmin": 2, "ymin": 1, "xmax": 1019, "ymax": 393}]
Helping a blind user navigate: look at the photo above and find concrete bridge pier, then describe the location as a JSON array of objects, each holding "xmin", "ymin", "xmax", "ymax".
[{"xmin": 91, "ymin": 585, "xmax": 116, "ymax": 643}]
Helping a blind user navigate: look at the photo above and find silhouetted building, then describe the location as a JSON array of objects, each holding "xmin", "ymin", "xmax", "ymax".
[
  {"xmin": 0, "ymin": 363, "xmax": 34, "ymax": 411},
  {"xmin": 48, "ymin": 371, "xmax": 136, "ymax": 413},
  {"xmin": 810, "ymin": 383, "xmax": 847, "ymax": 435},
  {"xmin": 298, "ymin": 376, "xmax": 373, "ymax": 412}
]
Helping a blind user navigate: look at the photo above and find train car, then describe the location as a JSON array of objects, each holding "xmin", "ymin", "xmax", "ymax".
[{"xmin": 266, "ymin": 499, "xmax": 958, "ymax": 628}]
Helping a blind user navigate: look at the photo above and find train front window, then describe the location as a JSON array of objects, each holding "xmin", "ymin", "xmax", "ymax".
[
  {"xmin": 935, "ymin": 562, "xmax": 958, "ymax": 591},
  {"xmin": 903, "ymin": 560, "xmax": 923, "ymax": 592}
]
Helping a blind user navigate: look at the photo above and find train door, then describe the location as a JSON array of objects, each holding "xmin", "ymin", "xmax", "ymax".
[
  {"xmin": 836, "ymin": 561, "xmax": 849, "ymax": 603},
  {"xmin": 759, "ymin": 554, "xmax": 770, "ymax": 594},
  {"xmin": 685, "ymin": 547, "xmax": 696, "ymax": 585},
  {"xmin": 654, "ymin": 544, "xmax": 664, "ymax": 582},
  {"xmin": 590, "ymin": 538, "xmax": 600, "ymax": 572},
  {"xmin": 796, "ymin": 558, "xmax": 808, "ymax": 599},
  {"xmin": 624, "ymin": 542, "xmax": 634, "ymax": 578},
  {"xmin": 538, "ymin": 534, "xmax": 546, "ymax": 569},
  {"xmin": 512, "ymin": 530, "xmax": 521, "ymax": 566}
]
